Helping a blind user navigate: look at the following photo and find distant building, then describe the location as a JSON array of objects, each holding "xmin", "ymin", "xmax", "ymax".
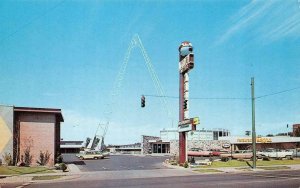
[
  {"xmin": 0, "ymin": 105, "xmax": 63, "ymax": 166},
  {"xmin": 219, "ymin": 135, "xmax": 300, "ymax": 150},
  {"xmin": 160, "ymin": 128, "xmax": 230, "ymax": 142},
  {"xmin": 141, "ymin": 128, "xmax": 231, "ymax": 155},
  {"xmin": 60, "ymin": 140, "xmax": 83, "ymax": 154},
  {"xmin": 293, "ymin": 124, "xmax": 300, "ymax": 137},
  {"xmin": 107, "ymin": 143, "xmax": 141, "ymax": 154}
]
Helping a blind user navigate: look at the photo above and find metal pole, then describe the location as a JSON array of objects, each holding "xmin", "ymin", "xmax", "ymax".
[
  {"xmin": 251, "ymin": 77, "xmax": 256, "ymax": 169},
  {"xmin": 179, "ymin": 73, "xmax": 186, "ymax": 164}
]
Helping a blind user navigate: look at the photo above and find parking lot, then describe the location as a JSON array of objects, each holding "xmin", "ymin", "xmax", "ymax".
[{"xmin": 63, "ymin": 154, "xmax": 170, "ymax": 172}]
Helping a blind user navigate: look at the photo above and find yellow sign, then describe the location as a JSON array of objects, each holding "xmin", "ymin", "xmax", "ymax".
[
  {"xmin": 192, "ymin": 117, "xmax": 200, "ymax": 125},
  {"xmin": 237, "ymin": 137, "xmax": 272, "ymax": 143},
  {"xmin": 0, "ymin": 116, "xmax": 12, "ymax": 153}
]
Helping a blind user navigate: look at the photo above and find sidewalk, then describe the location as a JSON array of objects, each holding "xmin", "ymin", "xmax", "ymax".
[{"xmin": 2, "ymin": 163, "xmax": 300, "ymax": 185}]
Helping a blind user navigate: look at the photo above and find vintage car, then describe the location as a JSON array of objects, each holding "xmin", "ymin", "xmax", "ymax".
[
  {"xmin": 209, "ymin": 149, "xmax": 229, "ymax": 156},
  {"xmin": 76, "ymin": 151, "xmax": 104, "ymax": 160},
  {"xmin": 187, "ymin": 148, "xmax": 212, "ymax": 157},
  {"xmin": 259, "ymin": 148, "xmax": 293, "ymax": 159},
  {"xmin": 220, "ymin": 150, "xmax": 261, "ymax": 161},
  {"xmin": 291, "ymin": 148, "xmax": 300, "ymax": 158}
]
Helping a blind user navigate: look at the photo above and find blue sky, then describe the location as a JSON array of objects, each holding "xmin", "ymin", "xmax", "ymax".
[{"xmin": 0, "ymin": 0, "xmax": 299, "ymax": 144}]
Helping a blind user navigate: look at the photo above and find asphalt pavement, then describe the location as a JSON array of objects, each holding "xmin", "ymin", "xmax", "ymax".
[
  {"xmin": 63, "ymin": 154, "xmax": 170, "ymax": 171},
  {"xmin": 24, "ymin": 169, "xmax": 300, "ymax": 188},
  {"xmin": 2, "ymin": 155, "xmax": 300, "ymax": 188}
]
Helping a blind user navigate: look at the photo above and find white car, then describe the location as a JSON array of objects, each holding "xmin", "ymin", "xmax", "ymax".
[
  {"xmin": 76, "ymin": 151, "xmax": 104, "ymax": 160},
  {"xmin": 259, "ymin": 148, "xmax": 293, "ymax": 159}
]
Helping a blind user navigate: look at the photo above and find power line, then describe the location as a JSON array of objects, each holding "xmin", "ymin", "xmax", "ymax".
[
  {"xmin": 144, "ymin": 85, "xmax": 300, "ymax": 100},
  {"xmin": 256, "ymin": 86, "xmax": 300, "ymax": 99},
  {"xmin": 144, "ymin": 94, "xmax": 250, "ymax": 100},
  {"xmin": 0, "ymin": 0, "xmax": 65, "ymax": 45}
]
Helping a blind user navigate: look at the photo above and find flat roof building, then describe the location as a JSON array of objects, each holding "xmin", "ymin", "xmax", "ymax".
[
  {"xmin": 60, "ymin": 140, "xmax": 83, "ymax": 154},
  {"xmin": 0, "ymin": 105, "xmax": 63, "ymax": 166}
]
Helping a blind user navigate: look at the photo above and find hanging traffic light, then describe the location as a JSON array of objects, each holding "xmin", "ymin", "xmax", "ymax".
[
  {"xmin": 183, "ymin": 100, "xmax": 188, "ymax": 110},
  {"xmin": 141, "ymin": 95, "xmax": 145, "ymax": 108}
]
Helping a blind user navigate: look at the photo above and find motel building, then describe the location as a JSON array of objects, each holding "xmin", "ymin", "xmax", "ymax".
[
  {"xmin": 0, "ymin": 105, "xmax": 63, "ymax": 166},
  {"xmin": 141, "ymin": 128, "xmax": 231, "ymax": 155},
  {"xmin": 219, "ymin": 135, "xmax": 300, "ymax": 151}
]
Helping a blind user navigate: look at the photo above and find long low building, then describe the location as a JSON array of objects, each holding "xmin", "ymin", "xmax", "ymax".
[
  {"xmin": 60, "ymin": 140, "xmax": 83, "ymax": 154},
  {"xmin": 219, "ymin": 136, "xmax": 300, "ymax": 150},
  {"xmin": 107, "ymin": 143, "xmax": 142, "ymax": 154}
]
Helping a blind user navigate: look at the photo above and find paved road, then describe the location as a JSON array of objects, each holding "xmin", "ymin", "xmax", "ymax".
[
  {"xmin": 63, "ymin": 154, "xmax": 169, "ymax": 171},
  {"xmin": 26, "ymin": 170, "xmax": 300, "ymax": 188}
]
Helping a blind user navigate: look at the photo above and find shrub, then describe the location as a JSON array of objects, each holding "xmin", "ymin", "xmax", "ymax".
[
  {"xmin": 54, "ymin": 163, "xmax": 67, "ymax": 172},
  {"xmin": 169, "ymin": 160, "xmax": 178, "ymax": 165},
  {"xmin": 0, "ymin": 158, "xmax": 2, "ymax": 166},
  {"xmin": 24, "ymin": 148, "xmax": 33, "ymax": 166},
  {"xmin": 2, "ymin": 153, "xmax": 13, "ymax": 166},
  {"xmin": 36, "ymin": 151, "xmax": 51, "ymax": 166},
  {"xmin": 60, "ymin": 163, "xmax": 67, "ymax": 172},
  {"xmin": 183, "ymin": 161, "xmax": 189, "ymax": 168},
  {"xmin": 56, "ymin": 154, "xmax": 63, "ymax": 163}
]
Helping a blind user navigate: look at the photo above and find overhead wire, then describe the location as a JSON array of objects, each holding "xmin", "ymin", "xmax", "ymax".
[
  {"xmin": 256, "ymin": 86, "xmax": 300, "ymax": 99},
  {"xmin": 144, "ymin": 94, "xmax": 250, "ymax": 100},
  {"xmin": 144, "ymin": 85, "xmax": 300, "ymax": 101}
]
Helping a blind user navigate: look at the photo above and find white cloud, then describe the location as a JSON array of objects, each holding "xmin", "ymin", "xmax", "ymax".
[{"xmin": 215, "ymin": 0, "xmax": 300, "ymax": 45}]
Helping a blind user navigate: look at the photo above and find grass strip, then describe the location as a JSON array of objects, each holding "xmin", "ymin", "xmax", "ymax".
[
  {"xmin": 32, "ymin": 175, "xmax": 64, "ymax": 181},
  {"xmin": 0, "ymin": 166, "xmax": 55, "ymax": 175},
  {"xmin": 199, "ymin": 159, "xmax": 300, "ymax": 168},
  {"xmin": 193, "ymin": 169, "xmax": 222, "ymax": 173}
]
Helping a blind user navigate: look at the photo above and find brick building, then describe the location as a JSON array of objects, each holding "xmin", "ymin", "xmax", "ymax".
[
  {"xmin": 0, "ymin": 105, "xmax": 63, "ymax": 166},
  {"xmin": 293, "ymin": 124, "xmax": 300, "ymax": 137}
]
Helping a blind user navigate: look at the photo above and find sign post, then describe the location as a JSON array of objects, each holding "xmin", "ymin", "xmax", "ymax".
[{"xmin": 178, "ymin": 41, "xmax": 195, "ymax": 164}]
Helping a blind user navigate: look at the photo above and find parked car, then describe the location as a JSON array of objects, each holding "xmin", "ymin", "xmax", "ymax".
[
  {"xmin": 292, "ymin": 148, "xmax": 300, "ymax": 158},
  {"xmin": 76, "ymin": 151, "xmax": 104, "ymax": 160},
  {"xmin": 188, "ymin": 148, "xmax": 212, "ymax": 157},
  {"xmin": 209, "ymin": 149, "xmax": 220, "ymax": 156},
  {"xmin": 101, "ymin": 151, "xmax": 110, "ymax": 158},
  {"xmin": 220, "ymin": 150, "xmax": 261, "ymax": 161},
  {"xmin": 285, "ymin": 148, "xmax": 300, "ymax": 158},
  {"xmin": 209, "ymin": 149, "xmax": 229, "ymax": 156},
  {"xmin": 259, "ymin": 148, "xmax": 293, "ymax": 159}
]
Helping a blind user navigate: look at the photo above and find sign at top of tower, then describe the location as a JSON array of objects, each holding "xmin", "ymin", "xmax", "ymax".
[
  {"xmin": 179, "ymin": 41, "xmax": 194, "ymax": 74},
  {"xmin": 179, "ymin": 41, "xmax": 193, "ymax": 58}
]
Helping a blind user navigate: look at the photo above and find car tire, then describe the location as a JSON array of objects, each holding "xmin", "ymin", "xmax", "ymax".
[
  {"xmin": 286, "ymin": 155, "xmax": 293, "ymax": 160},
  {"xmin": 80, "ymin": 157, "xmax": 84, "ymax": 160},
  {"xmin": 94, "ymin": 157, "xmax": 98, "ymax": 160}
]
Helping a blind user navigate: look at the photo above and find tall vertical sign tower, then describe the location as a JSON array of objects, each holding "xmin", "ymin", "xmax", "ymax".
[{"xmin": 178, "ymin": 41, "xmax": 195, "ymax": 164}]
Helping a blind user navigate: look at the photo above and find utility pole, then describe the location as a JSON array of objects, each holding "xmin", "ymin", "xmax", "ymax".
[{"xmin": 251, "ymin": 77, "xmax": 256, "ymax": 169}]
